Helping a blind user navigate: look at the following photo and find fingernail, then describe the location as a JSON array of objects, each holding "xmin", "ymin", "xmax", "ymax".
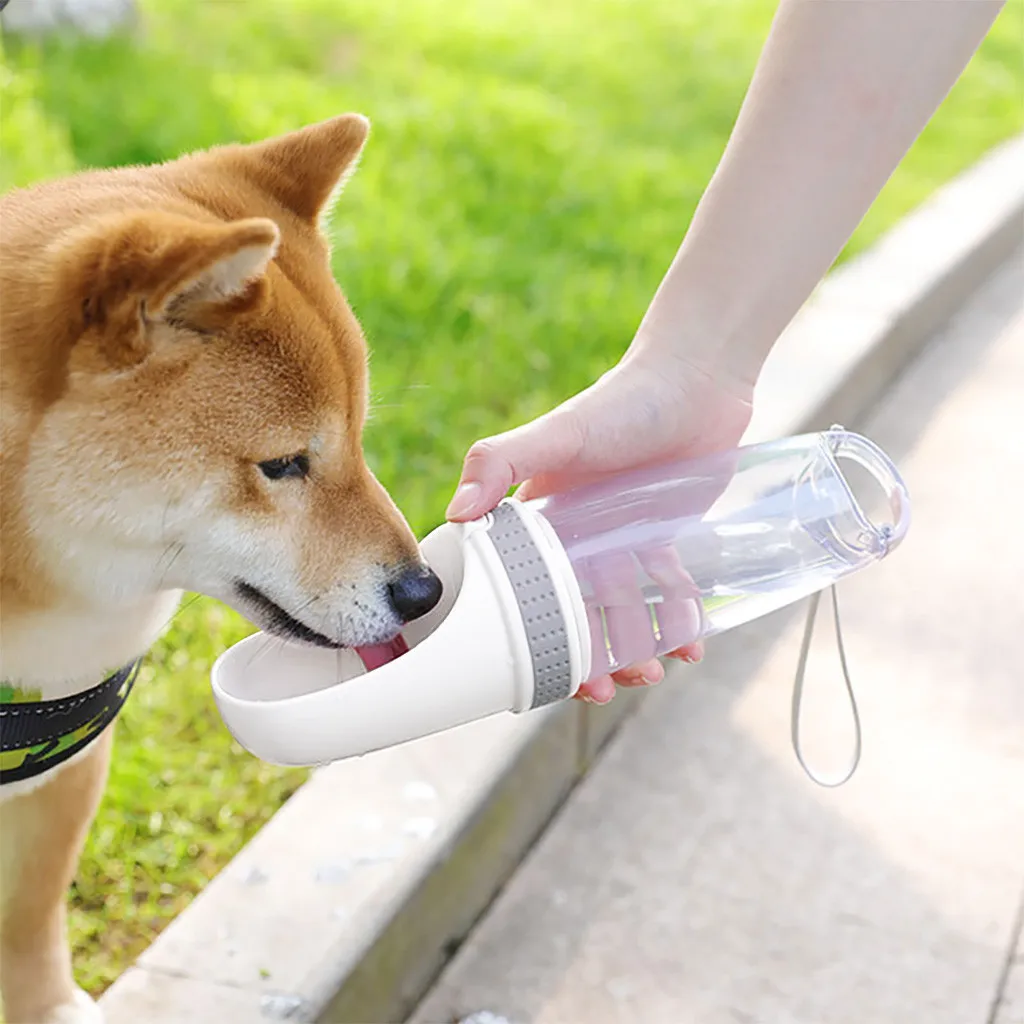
[
  {"xmin": 641, "ymin": 674, "xmax": 662, "ymax": 686},
  {"xmin": 446, "ymin": 482, "xmax": 481, "ymax": 520}
]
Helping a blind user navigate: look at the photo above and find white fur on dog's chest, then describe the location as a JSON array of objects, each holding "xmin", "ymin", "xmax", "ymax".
[
  {"xmin": 1, "ymin": 592, "xmax": 181, "ymax": 800},
  {"xmin": 1, "ymin": 591, "xmax": 181, "ymax": 699}
]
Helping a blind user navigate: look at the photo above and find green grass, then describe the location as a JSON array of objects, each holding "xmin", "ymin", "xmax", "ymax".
[{"xmin": 1, "ymin": 0, "xmax": 1021, "ymax": 997}]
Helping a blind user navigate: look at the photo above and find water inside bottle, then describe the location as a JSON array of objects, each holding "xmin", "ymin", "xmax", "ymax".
[
  {"xmin": 543, "ymin": 430, "xmax": 906, "ymax": 682},
  {"xmin": 578, "ymin": 570, "xmax": 833, "ymax": 679}
]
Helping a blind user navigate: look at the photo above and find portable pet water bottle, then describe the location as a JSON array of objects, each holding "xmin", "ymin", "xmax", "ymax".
[{"xmin": 212, "ymin": 427, "xmax": 910, "ymax": 778}]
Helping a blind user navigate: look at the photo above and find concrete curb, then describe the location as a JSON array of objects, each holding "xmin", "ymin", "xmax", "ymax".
[{"xmin": 100, "ymin": 135, "xmax": 1024, "ymax": 1024}]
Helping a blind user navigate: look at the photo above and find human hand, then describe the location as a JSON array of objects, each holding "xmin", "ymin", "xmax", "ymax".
[{"xmin": 446, "ymin": 349, "xmax": 755, "ymax": 703}]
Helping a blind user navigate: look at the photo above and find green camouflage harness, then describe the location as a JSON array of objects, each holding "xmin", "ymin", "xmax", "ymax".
[{"xmin": 0, "ymin": 661, "xmax": 140, "ymax": 785}]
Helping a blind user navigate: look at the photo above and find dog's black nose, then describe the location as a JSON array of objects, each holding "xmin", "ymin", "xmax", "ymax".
[{"xmin": 388, "ymin": 564, "xmax": 443, "ymax": 623}]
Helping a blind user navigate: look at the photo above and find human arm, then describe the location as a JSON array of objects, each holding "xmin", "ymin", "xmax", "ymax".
[{"xmin": 447, "ymin": 0, "xmax": 1005, "ymax": 702}]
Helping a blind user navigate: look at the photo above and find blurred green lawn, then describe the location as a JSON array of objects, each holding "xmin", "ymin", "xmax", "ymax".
[{"xmin": 2, "ymin": 0, "xmax": 1021, "ymax": 997}]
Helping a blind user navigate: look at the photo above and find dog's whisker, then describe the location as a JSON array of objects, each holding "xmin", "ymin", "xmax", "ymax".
[
  {"xmin": 289, "ymin": 593, "xmax": 323, "ymax": 619},
  {"xmin": 157, "ymin": 592, "xmax": 205, "ymax": 637},
  {"xmin": 160, "ymin": 498, "xmax": 173, "ymax": 542},
  {"xmin": 153, "ymin": 542, "xmax": 185, "ymax": 592},
  {"xmin": 242, "ymin": 630, "xmax": 294, "ymax": 671}
]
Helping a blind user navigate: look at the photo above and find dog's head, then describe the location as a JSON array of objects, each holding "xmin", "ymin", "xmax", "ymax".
[{"xmin": 15, "ymin": 115, "xmax": 441, "ymax": 649}]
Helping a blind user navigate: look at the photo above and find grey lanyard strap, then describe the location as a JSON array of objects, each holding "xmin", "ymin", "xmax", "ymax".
[{"xmin": 790, "ymin": 584, "xmax": 862, "ymax": 788}]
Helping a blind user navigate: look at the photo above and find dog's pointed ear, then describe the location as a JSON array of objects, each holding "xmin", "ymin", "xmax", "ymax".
[
  {"xmin": 213, "ymin": 114, "xmax": 370, "ymax": 223},
  {"xmin": 146, "ymin": 215, "xmax": 281, "ymax": 314},
  {"xmin": 61, "ymin": 210, "xmax": 280, "ymax": 367}
]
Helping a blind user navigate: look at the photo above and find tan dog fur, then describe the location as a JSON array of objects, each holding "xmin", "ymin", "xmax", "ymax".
[{"xmin": 0, "ymin": 115, "xmax": 428, "ymax": 1022}]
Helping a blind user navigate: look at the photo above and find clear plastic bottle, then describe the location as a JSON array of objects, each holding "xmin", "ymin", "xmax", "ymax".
[
  {"xmin": 527, "ymin": 427, "xmax": 910, "ymax": 681},
  {"xmin": 212, "ymin": 427, "xmax": 910, "ymax": 768}
]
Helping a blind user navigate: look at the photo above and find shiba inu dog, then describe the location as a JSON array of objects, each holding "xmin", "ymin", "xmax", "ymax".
[{"xmin": 0, "ymin": 114, "xmax": 443, "ymax": 1023}]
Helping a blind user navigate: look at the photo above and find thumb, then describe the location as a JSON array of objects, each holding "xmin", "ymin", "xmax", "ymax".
[{"xmin": 446, "ymin": 406, "xmax": 585, "ymax": 521}]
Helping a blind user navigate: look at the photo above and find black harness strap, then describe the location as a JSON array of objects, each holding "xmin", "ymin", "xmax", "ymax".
[{"xmin": 0, "ymin": 660, "xmax": 141, "ymax": 786}]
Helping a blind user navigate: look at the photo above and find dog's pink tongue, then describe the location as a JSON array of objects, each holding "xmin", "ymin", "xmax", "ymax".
[{"xmin": 356, "ymin": 634, "xmax": 409, "ymax": 672}]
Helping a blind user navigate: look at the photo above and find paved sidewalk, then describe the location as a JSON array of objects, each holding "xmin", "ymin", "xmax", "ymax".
[{"xmin": 413, "ymin": 253, "xmax": 1024, "ymax": 1024}]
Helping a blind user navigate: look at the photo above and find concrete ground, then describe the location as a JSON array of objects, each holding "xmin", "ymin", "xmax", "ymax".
[{"xmin": 413, "ymin": 252, "xmax": 1024, "ymax": 1024}]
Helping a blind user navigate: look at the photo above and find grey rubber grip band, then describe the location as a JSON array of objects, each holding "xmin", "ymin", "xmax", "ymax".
[{"xmin": 487, "ymin": 503, "xmax": 573, "ymax": 708}]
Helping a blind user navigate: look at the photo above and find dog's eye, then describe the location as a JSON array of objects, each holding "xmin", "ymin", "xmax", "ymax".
[{"xmin": 258, "ymin": 453, "xmax": 310, "ymax": 481}]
